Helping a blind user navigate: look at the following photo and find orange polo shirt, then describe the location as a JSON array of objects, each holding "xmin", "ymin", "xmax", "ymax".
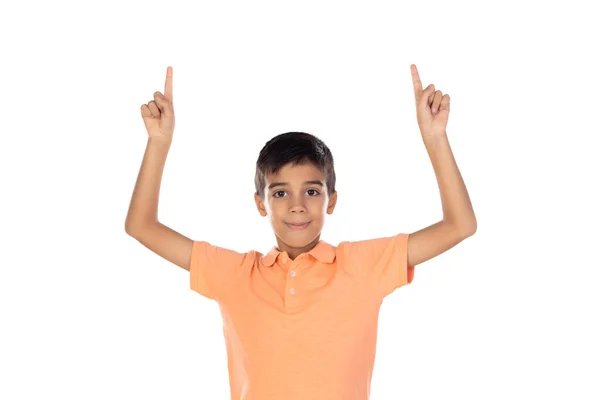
[{"xmin": 189, "ymin": 233, "xmax": 415, "ymax": 400}]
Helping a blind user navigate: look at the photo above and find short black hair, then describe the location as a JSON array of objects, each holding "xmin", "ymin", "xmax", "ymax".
[{"xmin": 254, "ymin": 132, "xmax": 336, "ymax": 199}]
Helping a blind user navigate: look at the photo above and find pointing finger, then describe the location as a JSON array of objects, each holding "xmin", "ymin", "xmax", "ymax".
[
  {"xmin": 164, "ymin": 66, "xmax": 173, "ymax": 102},
  {"xmin": 411, "ymin": 64, "xmax": 423, "ymax": 102}
]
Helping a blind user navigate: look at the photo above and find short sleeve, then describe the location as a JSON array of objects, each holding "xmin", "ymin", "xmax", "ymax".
[
  {"xmin": 340, "ymin": 233, "xmax": 415, "ymax": 297},
  {"xmin": 189, "ymin": 241, "xmax": 251, "ymax": 301}
]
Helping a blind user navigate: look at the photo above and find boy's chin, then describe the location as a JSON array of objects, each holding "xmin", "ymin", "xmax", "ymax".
[{"xmin": 277, "ymin": 230, "xmax": 320, "ymax": 247}]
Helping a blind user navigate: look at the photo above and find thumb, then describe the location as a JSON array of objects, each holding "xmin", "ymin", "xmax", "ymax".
[
  {"xmin": 419, "ymin": 84, "xmax": 435, "ymax": 109},
  {"xmin": 153, "ymin": 92, "xmax": 173, "ymax": 116}
]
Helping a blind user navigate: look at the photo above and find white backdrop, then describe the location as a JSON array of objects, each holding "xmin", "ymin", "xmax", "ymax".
[{"xmin": 2, "ymin": 0, "xmax": 599, "ymax": 399}]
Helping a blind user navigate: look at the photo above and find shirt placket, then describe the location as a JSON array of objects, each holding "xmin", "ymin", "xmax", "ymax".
[{"xmin": 281, "ymin": 255, "xmax": 300, "ymax": 310}]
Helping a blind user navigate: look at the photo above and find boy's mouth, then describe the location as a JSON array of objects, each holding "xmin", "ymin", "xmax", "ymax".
[{"xmin": 285, "ymin": 221, "xmax": 311, "ymax": 230}]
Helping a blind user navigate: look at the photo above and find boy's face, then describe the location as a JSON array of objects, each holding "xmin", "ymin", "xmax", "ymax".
[{"xmin": 254, "ymin": 162, "xmax": 337, "ymax": 254}]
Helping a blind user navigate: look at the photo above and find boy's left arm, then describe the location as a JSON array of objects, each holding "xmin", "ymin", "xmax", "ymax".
[{"xmin": 407, "ymin": 64, "xmax": 477, "ymax": 268}]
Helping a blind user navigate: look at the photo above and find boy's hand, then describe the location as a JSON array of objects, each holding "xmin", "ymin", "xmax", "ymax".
[
  {"xmin": 411, "ymin": 64, "xmax": 450, "ymax": 138},
  {"xmin": 140, "ymin": 66, "xmax": 175, "ymax": 142}
]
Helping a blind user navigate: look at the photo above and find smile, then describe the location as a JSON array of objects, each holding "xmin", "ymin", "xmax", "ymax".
[{"xmin": 285, "ymin": 221, "xmax": 311, "ymax": 230}]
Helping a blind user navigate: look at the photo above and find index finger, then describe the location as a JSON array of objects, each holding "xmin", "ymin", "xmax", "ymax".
[
  {"xmin": 411, "ymin": 64, "xmax": 422, "ymax": 102},
  {"xmin": 164, "ymin": 66, "xmax": 173, "ymax": 101}
]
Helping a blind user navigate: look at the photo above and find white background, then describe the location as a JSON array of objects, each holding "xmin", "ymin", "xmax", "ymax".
[{"xmin": 2, "ymin": 0, "xmax": 599, "ymax": 398}]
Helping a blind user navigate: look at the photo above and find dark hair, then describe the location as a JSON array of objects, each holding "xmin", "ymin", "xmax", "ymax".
[{"xmin": 254, "ymin": 132, "xmax": 336, "ymax": 199}]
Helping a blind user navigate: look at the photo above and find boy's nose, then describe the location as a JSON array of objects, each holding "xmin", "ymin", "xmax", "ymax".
[{"xmin": 289, "ymin": 204, "xmax": 307, "ymax": 213}]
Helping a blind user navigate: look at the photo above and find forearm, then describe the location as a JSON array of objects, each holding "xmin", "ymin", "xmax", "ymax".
[
  {"xmin": 423, "ymin": 133, "xmax": 477, "ymax": 234},
  {"xmin": 125, "ymin": 138, "xmax": 172, "ymax": 233}
]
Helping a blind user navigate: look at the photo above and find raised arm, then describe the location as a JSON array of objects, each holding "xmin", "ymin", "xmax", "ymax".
[{"xmin": 125, "ymin": 66, "xmax": 193, "ymax": 271}]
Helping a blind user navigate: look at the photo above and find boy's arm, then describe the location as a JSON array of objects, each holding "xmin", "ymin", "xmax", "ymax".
[
  {"xmin": 407, "ymin": 65, "xmax": 477, "ymax": 268},
  {"xmin": 125, "ymin": 138, "xmax": 193, "ymax": 271}
]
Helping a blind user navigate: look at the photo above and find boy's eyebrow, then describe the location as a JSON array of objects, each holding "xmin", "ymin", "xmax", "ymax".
[{"xmin": 268, "ymin": 180, "xmax": 324, "ymax": 190}]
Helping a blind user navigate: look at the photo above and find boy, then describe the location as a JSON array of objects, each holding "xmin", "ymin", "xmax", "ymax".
[{"xmin": 125, "ymin": 65, "xmax": 477, "ymax": 399}]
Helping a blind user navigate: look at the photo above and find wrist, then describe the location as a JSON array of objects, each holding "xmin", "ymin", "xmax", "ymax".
[
  {"xmin": 147, "ymin": 137, "xmax": 172, "ymax": 147},
  {"xmin": 421, "ymin": 130, "xmax": 448, "ymax": 142}
]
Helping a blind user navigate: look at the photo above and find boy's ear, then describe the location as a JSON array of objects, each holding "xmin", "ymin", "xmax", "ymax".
[
  {"xmin": 326, "ymin": 191, "xmax": 337, "ymax": 214},
  {"xmin": 254, "ymin": 193, "xmax": 267, "ymax": 217}
]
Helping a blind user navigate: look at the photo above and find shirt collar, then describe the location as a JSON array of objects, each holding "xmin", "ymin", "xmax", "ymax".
[{"xmin": 260, "ymin": 240, "xmax": 336, "ymax": 267}]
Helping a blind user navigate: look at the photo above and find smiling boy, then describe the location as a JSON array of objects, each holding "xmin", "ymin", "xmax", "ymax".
[
  {"xmin": 125, "ymin": 65, "xmax": 477, "ymax": 400},
  {"xmin": 253, "ymin": 132, "xmax": 338, "ymax": 260}
]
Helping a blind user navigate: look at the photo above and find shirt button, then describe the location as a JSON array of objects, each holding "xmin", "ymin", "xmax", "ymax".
[
  {"xmin": 281, "ymin": 258, "xmax": 287, "ymax": 264},
  {"xmin": 289, "ymin": 288, "xmax": 295, "ymax": 295},
  {"xmin": 290, "ymin": 270, "xmax": 296, "ymax": 277}
]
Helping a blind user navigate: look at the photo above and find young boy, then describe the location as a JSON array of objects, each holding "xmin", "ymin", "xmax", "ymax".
[{"xmin": 125, "ymin": 65, "xmax": 477, "ymax": 399}]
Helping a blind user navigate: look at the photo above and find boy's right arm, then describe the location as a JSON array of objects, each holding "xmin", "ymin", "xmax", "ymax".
[{"xmin": 125, "ymin": 66, "xmax": 193, "ymax": 271}]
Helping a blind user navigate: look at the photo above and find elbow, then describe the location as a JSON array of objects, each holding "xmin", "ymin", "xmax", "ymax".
[
  {"xmin": 125, "ymin": 220, "xmax": 141, "ymax": 237},
  {"xmin": 125, "ymin": 223, "xmax": 135, "ymax": 237},
  {"xmin": 446, "ymin": 218, "xmax": 477, "ymax": 238},
  {"xmin": 125, "ymin": 219, "xmax": 156, "ymax": 237},
  {"xmin": 462, "ymin": 220, "xmax": 477, "ymax": 237}
]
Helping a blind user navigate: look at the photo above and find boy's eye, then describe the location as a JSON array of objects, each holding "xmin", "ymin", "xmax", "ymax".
[{"xmin": 272, "ymin": 189, "xmax": 321, "ymax": 198}]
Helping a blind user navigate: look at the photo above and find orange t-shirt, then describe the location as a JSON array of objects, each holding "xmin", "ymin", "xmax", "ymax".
[{"xmin": 189, "ymin": 233, "xmax": 415, "ymax": 400}]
